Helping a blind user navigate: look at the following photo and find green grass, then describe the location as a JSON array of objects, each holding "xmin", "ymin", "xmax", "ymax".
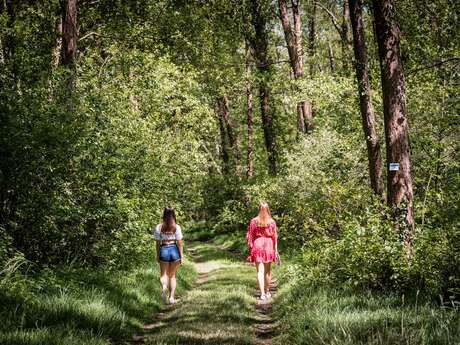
[
  {"xmin": 140, "ymin": 241, "xmax": 260, "ymax": 345},
  {"xmin": 0, "ymin": 260, "xmax": 196, "ymax": 345},
  {"xmin": 273, "ymin": 265, "xmax": 460, "ymax": 345},
  {"xmin": 6, "ymin": 236, "xmax": 455, "ymax": 345}
]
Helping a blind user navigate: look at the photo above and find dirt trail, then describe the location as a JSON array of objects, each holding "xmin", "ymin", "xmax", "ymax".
[
  {"xmin": 253, "ymin": 281, "xmax": 277, "ymax": 345},
  {"xmin": 131, "ymin": 242, "xmax": 277, "ymax": 345}
]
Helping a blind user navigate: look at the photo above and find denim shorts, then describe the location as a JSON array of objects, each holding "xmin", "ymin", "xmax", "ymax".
[{"xmin": 159, "ymin": 244, "xmax": 181, "ymax": 263}]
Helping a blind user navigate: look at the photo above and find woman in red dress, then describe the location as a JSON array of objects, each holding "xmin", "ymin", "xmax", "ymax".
[{"xmin": 246, "ymin": 202, "xmax": 279, "ymax": 300}]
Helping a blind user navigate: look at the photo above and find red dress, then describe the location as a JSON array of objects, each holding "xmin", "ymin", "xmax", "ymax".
[{"xmin": 246, "ymin": 218, "xmax": 278, "ymax": 263}]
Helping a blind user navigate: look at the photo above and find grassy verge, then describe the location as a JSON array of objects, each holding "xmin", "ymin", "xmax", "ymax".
[
  {"xmin": 0, "ymin": 259, "xmax": 196, "ymax": 345},
  {"xmin": 273, "ymin": 259, "xmax": 460, "ymax": 345}
]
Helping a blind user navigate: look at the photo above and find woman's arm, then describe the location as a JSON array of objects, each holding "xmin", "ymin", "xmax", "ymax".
[
  {"xmin": 155, "ymin": 241, "xmax": 160, "ymax": 262},
  {"xmin": 273, "ymin": 223, "xmax": 278, "ymax": 254},
  {"xmin": 177, "ymin": 240, "xmax": 184, "ymax": 264},
  {"xmin": 175, "ymin": 225, "xmax": 184, "ymax": 264},
  {"xmin": 246, "ymin": 220, "xmax": 254, "ymax": 249}
]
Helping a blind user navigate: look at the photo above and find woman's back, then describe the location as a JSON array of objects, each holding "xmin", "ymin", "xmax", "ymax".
[
  {"xmin": 250, "ymin": 217, "xmax": 276, "ymax": 237},
  {"xmin": 153, "ymin": 224, "xmax": 183, "ymax": 241}
]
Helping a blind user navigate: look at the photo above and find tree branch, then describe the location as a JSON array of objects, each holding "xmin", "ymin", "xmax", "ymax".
[
  {"xmin": 314, "ymin": 1, "xmax": 341, "ymax": 35},
  {"xmin": 407, "ymin": 57, "xmax": 460, "ymax": 76}
]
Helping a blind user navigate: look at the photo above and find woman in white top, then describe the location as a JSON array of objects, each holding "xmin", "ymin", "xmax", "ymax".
[{"xmin": 153, "ymin": 207, "xmax": 183, "ymax": 304}]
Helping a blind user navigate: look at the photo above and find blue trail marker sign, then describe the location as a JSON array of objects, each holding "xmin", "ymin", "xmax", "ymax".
[{"xmin": 389, "ymin": 163, "xmax": 400, "ymax": 171}]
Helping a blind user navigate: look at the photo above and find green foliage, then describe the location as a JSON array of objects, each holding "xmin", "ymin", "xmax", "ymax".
[
  {"xmin": 210, "ymin": 121, "xmax": 459, "ymax": 297},
  {"xmin": 1, "ymin": 2, "xmax": 459, "ymax": 343},
  {"xmin": 1, "ymin": 39, "xmax": 215, "ymax": 267},
  {"xmin": 412, "ymin": 224, "xmax": 460, "ymax": 301}
]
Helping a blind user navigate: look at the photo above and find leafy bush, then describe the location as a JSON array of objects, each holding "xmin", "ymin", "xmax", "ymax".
[
  {"xmin": 1, "ymin": 46, "xmax": 215, "ymax": 268},
  {"xmin": 209, "ymin": 125, "xmax": 460, "ymax": 298}
]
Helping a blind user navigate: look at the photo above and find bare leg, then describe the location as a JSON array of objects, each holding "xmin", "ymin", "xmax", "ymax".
[
  {"xmin": 160, "ymin": 262, "xmax": 169, "ymax": 292},
  {"xmin": 256, "ymin": 262, "xmax": 265, "ymax": 298},
  {"xmin": 160, "ymin": 261, "xmax": 169, "ymax": 303},
  {"xmin": 168, "ymin": 261, "xmax": 181, "ymax": 302},
  {"xmin": 264, "ymin": 262, "xmax": 272, "ymax": 295}
]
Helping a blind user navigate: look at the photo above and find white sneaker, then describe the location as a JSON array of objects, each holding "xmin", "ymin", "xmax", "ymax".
[
  {"xmin": 266, "ymin": 291, "xmax": 272, "ymax": 299},
  {"xmin": 161, "ymin": 289, "xmax": 168, "ymax": 304},
  {"xmin": 169, "ymin": 297, "xmax": 175, "ymax": 305},
  {"xmin": 260, "ymin": 294, "xmax": 266, "ymax": 300}
]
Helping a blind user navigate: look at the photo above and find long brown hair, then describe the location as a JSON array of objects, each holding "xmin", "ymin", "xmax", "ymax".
[
  {"xmin": 161, "ymin": 207, "xmax": 177, "ymax": 233},
  {"xmin": 256, "ymin": 202, "xmax": 274, "ymax": 227}
]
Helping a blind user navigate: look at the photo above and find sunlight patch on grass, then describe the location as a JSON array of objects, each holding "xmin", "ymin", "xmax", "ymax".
[{"xmin": 143, "ymin": 242, "xmax": 259, "ymax": 345}]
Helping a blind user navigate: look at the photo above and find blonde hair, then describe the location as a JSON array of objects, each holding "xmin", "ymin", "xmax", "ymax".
[{"xmin": 256, "ymin": 202, "xmax": 273, "ymax": 227}]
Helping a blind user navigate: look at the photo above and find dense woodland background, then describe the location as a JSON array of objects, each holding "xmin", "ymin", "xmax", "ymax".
[{"xmin": 0, "ymin": 0, "xmax": 459, "ymax": 344}]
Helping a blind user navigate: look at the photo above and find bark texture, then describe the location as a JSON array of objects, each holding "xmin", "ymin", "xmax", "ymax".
[
  {"xmin": 372, "ymin": 0, "xmax": 414, "ymax": 254},
  {"xmin": 349, "ymin": 0, "xmax": 383, "ymax": 196},
  {"xmin": 60, "ymin": 0, "xmax": 78, "ymax": 66}
]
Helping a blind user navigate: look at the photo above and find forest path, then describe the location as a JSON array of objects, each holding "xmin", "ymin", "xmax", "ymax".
[{"xmin": 131, "ymin": 241, "xmax": 277, "ymax": 345}]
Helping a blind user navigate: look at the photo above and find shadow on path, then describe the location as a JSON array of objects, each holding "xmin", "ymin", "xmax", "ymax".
[{"xmin": 132, "ymin": 241, "xmax": 277, "ymax": 345}]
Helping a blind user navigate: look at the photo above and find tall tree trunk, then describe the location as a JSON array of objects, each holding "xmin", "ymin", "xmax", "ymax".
[
  {"xmin": 372, "ymin": 0, "xmax": 414, "ymax": 256},
  {"xmin": 259, "ymin": 85, "xmax": 277, "ymax": 174},
  {"xmin": 215, "ymin": 100, "xmax": 230, "ymax": 174},
  {"xmin": 60, "ymin": 0, "xmax": 78, "ymax": 67},
  {"xmin": 291, "ymin": 0, "xmax": 304, "ymax": 77},
  {"xmin": 278, "ymin": 0, "xmax": 304, "ymax": 132},
  {"xmin": 278, "ymin": 0, "xmax": 314, "ymax": 133},
  {"xmin": 220, "ymin": 94, "xmax": 241, "ymax": 175},
  {"xmin": 341, "ymin": 0, "xmax": 352, "ymax": 74},
  {"xmin": 327, "ymin": 41, "xmax": 336, "ymax": 72},
  {"xmin": 246, "ymin": 43, "xmax": 255, "ymax": 178},
  {"xmin": 308, "ymin": 1, "xmax": 317, "ymax": 76},
  {"xmin": 250, "ymin": 0, "xmax": 277, "ymax": 175},
  {"xmin": 349, "ymin": 0, "xmax": 383, "ymax": 197},
  {"xmin": 278, "ymin": 0, "xmax": 297, "ymax": 72}
]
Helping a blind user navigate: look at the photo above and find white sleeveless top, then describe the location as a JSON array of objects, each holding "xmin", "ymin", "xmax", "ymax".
[{"xmin": 153, "ymin": 224, "xmax": 183, "ymax": 241}]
